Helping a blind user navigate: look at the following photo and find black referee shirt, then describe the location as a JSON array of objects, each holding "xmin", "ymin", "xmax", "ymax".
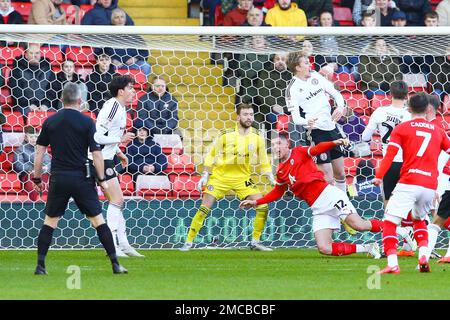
[{"xmin": 36, "ymin": 109, "xmax": 101, "ymax": 175}]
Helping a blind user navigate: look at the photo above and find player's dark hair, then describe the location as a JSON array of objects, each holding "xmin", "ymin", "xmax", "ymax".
[
  {"xmin": 428, "ymin": 94, "xmax": 440, "ymax": 112},
  {"xmin": 277, "ymin": 132, "xmax": 291, "ymax": 146},
  {"xmin": 424, "ymin": 11, "xmax": 438, "ymax": 21},
  {"xmin": 390, "ymin": 80, "xmax": 408, "ymax": 100},
  {"xmin": 109, "ymin": 75, "xmax": 135, "ymax": 97},
  {"xmin": 408, "ymin": 92, "xmax": 429, "ymax": 114},
  {"xmin": 236, "ymin": 103, "xmax": 253, "ymax": 115}
]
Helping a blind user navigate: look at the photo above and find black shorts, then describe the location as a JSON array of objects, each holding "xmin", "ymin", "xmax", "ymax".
[
  {"xmin": 90, "ymin": 159, "xmax": 119, "ymax": 182},
  {"xmin": 382, "ymin": 162, "xmax": 402, "ymax": 201},
  {"xmin": 437, "ymin": 190, "xmax": 450, "ymax": 220},
  {"xmin": 307, "ymin": 127, "xmax": 344, "ymax": 164},
  {"xmin": 45, "ymin": 173, "xmax": 102, "ymax": 218}
]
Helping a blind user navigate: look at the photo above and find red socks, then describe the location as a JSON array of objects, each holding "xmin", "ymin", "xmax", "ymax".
[
  {"xmin": 382, "ymin": 220, "xmax": 398, "ymax": 256},
  {"xmin": 413, "ymin": 219, "xmax": 428, "ymax": 248},
  {"xmin": 401, "ymin": 212, "xmax": 413, "ymax": 227},
  {"xmin": 331, "ymin": 242, "xmax": 356, "ymax": 256},
  {"xmin": 370, "ymin": 219, "xmax": 383, "ymax": 232}
]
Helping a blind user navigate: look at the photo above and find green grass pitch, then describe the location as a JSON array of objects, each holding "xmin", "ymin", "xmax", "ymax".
[{"xmin": 0, "ymin": 249, "xmax": 448, "ymax": 300}]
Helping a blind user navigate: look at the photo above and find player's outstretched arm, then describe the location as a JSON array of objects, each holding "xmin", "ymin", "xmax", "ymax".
[
  {"xmin": 240, "ymin": 184, "xmax": 288, "ymax": 209},
  {"xmin": 308, "ymin": 139, "xmax": 349, "ymax": 157}
]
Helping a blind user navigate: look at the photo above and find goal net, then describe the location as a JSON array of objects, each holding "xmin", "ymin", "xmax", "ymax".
[{"xmin": 0, "ymin": 25, "xmax": 449, "ymax": 250}]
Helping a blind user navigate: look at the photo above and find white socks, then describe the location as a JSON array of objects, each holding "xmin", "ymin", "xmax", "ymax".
[
  {"xmin": 387, "ymin": 254, "xmax": 398, "ymax": 267},
  {"xmin": 335, "ymin": 180, "xmax": 347, "ymax": 193},
  {"xmin": 356, "ymin": 244, "xmax": 365, "ymax": 253},
  {"xmin": 425, "ymin": 224, "xmax": 440, "ymax": 260},
  {"xmin": 106, "ymin": 203, "xmax": 129, "ymax": 249}
]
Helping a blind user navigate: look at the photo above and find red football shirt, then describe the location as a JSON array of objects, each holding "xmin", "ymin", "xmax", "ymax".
[
  {"xmin": 275, "ymin": 146, "xmax": 329, "ymax": 206},
  {"xmin": 384, "ymin": 118, "xmax": 450, "ymax": 189}
]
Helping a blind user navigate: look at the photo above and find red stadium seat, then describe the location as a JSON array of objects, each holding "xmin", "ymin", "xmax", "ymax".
[
  {"xmin": 153, "ymin": 134, "xmax": 183, "ymax": 155},
  {"xmin": 2, "ymin": 112, "xmax": 24, "ymax": 132},
  {"xmin": 0, "ymin": 173, "xmax": 21, "ymax": 194},
  {"xmin": 10, "ymin": 2, "xmax": 32, "ymax": 22},
  {"xmin": 0, "ymin": 152, "xmax": 14, "ymax": 173},
  {"xmin": 335, "ymin": 72, "xmax": 357, "ymax": 91},
  {"xmin": 341, "ymin": 92, "xmax": 370, "ymax": 115},
  {"xmin": 26, "ymin": 111, "xmax": 56, "ymax": 129},
  {"xmin": 170, "ymin": 174, "xmax": 201, "ymax": 199},
  {"xmin": 215, "ymin": 4, "xmax": 224, "ymax": 26},
  {"xmin": 66, "ymin": 47, "xmax": 96, "ymax": 67},
  {"xmin": 41, "ymin": 46, "xmax": 64, "ymax": 66},
  {"xmin": 119, "ymin": 174, "xmax": 134, "ymax": 196},
  {"xmin": 1, "ymin": 65, "xmax": 11, "ymax": 86},
  {"xmin": 164, "ymin": 154, "xmax": 195, "ymax": 174},
  {"xmin": 276, "ymin": 114, "xmax": 291, "ymax": 132},
  {"xmin": 371, "ymin": 94, "xmax": 391, "ymax": 112},
  {"xmin": 0, "ymin": 87, "xmax": 13, "ymax": 106},
  {"xmin": 0, "ymin": 47, "xmax": 24, "ymax": 66},
  {"xmin": 61, "ymin": 4, "xmax": 85, "ymax": 24},
  {"xmin": 116, "ymin": 69, "xmax": 148, "ymax": 90},
  {"xmin": 333, "ymin": 7, "xmax": 354, "ymax": 26}
]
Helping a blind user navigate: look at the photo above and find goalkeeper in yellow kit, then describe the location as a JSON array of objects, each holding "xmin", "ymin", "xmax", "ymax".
[{"xmin": 180, "ymin": 104, "xmax": 275, "ymax": 251}]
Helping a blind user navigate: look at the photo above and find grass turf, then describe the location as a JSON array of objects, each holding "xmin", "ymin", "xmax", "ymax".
[{"xmin": 0, "ymin": 249, "xmax": 448, "ymax": 300}]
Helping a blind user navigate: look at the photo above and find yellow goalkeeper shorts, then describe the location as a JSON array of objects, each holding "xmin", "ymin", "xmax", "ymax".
[{"xmin": 204, "ymin": 175, "xmax": 261, "ymax": 200}]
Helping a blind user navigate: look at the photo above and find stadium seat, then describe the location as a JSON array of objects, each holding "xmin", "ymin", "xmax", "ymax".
[
  {"xmin": 66, "ymin": 47, "xmax": 96, "ymax": 67},
  {"xmin": 276, "ymin": 114, "xmax": 291, "ymax": 132},
  {"xmin": 170, "ymin": 174, "xmax": 201, "ymax": 198},
  {"xmin": 116, "ymin": 69, "xmax": 148, "ymax": 90},
  {"xmin": 131, "ymin": 90, "xmax": 147, "ymax": 109},
  {"xmin": 0, "ymin": 46, "xmax": 24, "ymax": 66},
  {"xmin": 371, "ymin": 94, "xmax": 391, "ymax": 112},
  {"xmin": 26, "ymin": 111, "xmax": 56, "ymax": 129},
  {"xmin": 10, "ymin": 2, "xmax": 32, "ymax": 22},
  {"xmin": 2, "ymin": 112, "xmax": 24, "ymax": 132},
  {"xmin": 153, "ymin": 134, "xmax": 183, "ymax": 155},
  {"xmin": 341, "ymin": 92, "xmax": 370, "ymax": 115},
  {"xmin": 119, "ymin": 174, "xmax": 134, "ymax": 196},
  {"xmin": 0, "ymin": 152, "xmax": 14, "ymax": 173},
  {"xmin": 333, "ymin": 7, "xmax": 354, "ymax": 26},
  {"xmin": 1, "ymin": 65, "xmax": 11, "ymax": 86},
  {"xmin": 335, "ymin": 73, "xmax": 357, "ymax": 91},
  {"xmin": 403, "ymin": 73, "xmax": 427, "ymax": 93},
  {"xmin": 164, "ymin": 154, "xmax": 195, "ymax": 174},
  {"xmin": 0, "ymin": 173, "xmax": 21, "ymax": 194},
  {"xmin": 0, "ymin": 87, "xmax": 12, "ymax": 106},
  {"xmin": 61, "ymin": 4, "xmax": 85, "ymax": 24},
  {"xmin": 214, "ymin": 4, "xmax": 224, "ymax": 26},
  {"xmin": 41, "ymin": 46, "xmax": 64, "ymax": 66},
  {"xmin": 136, "ymin": 175, "xmax": 171, "ymax": 197}
]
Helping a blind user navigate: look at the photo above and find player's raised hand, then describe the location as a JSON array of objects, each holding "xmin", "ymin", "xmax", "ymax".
[
  {"xmin": 120, "ymin": 132, "xmax": 135, "ymax": 144},
  {"xmin": 372, "ymin": 178, "xmax": 382, "ymax": 187},
  {"xmin": 240, "ymin": 199, "xmax": 257, "ymax": 209},
  {"xmin": 333, "ymin": 138, "xmax": 350, "ymax": 147},
  {"xmin": 197, "ymin": 172, "xmax": 209, "ymax": 192}
]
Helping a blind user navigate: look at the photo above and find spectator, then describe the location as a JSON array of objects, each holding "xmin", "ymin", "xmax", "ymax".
[
  {"xmin": 358, "ymin": 38, "xmax": 402, "ymax": 98},
  {"xmin": 353, "ymin": 0, "xmax": 378, "ymax": 25},
  {"xmin": 81, "ymin": 0, "xmax": 134, "ymax": 25},
  {"xmin": 63, "ymin": 0, "xmax": 96, "ymax": 5},
  {"xmin": 221, "ymin": 0, "xmax": 238, "ymax": 15},
  {"xmin": 14, "ymin": 126, "xmax": 51, "ymax": 201},
  {"xmin": 295, "ymin": 0, "xmax": 333, "ymax": 26},
  {"xmin": 10, "ymin": 43, "xmax": 56, "ymax": 115},
  {"xmin": 28, "ymin": 0, "xmax": 67, "ymax": 25},
  {"xmin": 0, "ymin": 0, "xmax": 25, "ymax": 24},
  {"xmin": 353, "ymin": 0, "xmax": 397, "ymax": 25},
  {"xmin": 396, "ymin": 0, "xmax": 432, "ymax": 26},
  {"xmin": 243, "ymin": 7, "xmax": 270, "ymax": 26},
  {"xmin": 223, "ymin": 0, "xmax": 253, "ymax": 26},
  {"xmin": 126, "ymin": 126, "xmax": 168, "ymax": 185},
  {"xmin": 100, "ymin": 8, "xmax": 151, "ymax": 77},
  {"xmin": 361, "ymin": 11, "xmax": 377, "ymax": 26},
  {"xmin": 50, "ymin": 59, "xmax": 88, "ymax": 110},
  {"xmin": 85, "ymin": 53, "xmax": 116, "ymax": 113},
  {"xmin": 202, "ymin": 0, "xmax": 221, "ymax": 25},
  {"xmin": 353, "ymin": 159, "xmax": 381, "ymax": 199},
  {"xmin": 134, "ymin": 76, "xmax": 179, "ymax": 136},
  {"xmin": 424, "ymin": 10, "xmax": 439, "ymax": 26},
  {"xmin": 436, "ymin": 0, "xmax": 450, "ymax": 25},
  {"xmin": 265, "ymin": 0, "xmax": 307, "ymax": 27},
  {"xmin": 252, "ymin": 53, "xmax": 291, "ymax": 132},
  {"xmin": 391, "ymin": 9, "xmax": 407, "ymax": 25}
]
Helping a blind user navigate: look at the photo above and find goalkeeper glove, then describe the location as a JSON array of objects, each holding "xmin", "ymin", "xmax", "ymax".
[{"xmin": 197, "ymin": 171, "xmax": 209, "ymax": 192}]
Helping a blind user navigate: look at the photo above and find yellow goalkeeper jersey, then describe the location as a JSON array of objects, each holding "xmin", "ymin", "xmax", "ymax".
[{"xmin": 203, "ymin": 126, "xmax": 272, "ymax": 181}]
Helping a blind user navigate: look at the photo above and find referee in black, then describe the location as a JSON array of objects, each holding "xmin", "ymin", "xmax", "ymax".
[{"xmin": 33, "ymin": 83, "xmax": 127, "ymax": 275}]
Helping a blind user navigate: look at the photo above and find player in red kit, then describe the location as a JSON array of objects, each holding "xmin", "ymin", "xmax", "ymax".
[
  {"xmin": 240, "ymin": 134, "xmax": 382, "ymax": 259},
  {"xmin": 373, "ymin": 92, "xmax": 450, "ymax": 274}
]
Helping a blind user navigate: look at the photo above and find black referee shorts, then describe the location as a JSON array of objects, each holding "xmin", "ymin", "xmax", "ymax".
[
  {"xmin": 437, "ymin": 190, "xmax": 450, "ymax": 220},
  {"xmin": 382, "ymin": 162, "xmax": 402, "ymax": 201},
  {"xmin": 45, "ymin": 173, "xmax": 102, "ymax": 218},
  {"xmin": 307, "ymin": 127, "xmax": 344, "ymax": 164}
]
